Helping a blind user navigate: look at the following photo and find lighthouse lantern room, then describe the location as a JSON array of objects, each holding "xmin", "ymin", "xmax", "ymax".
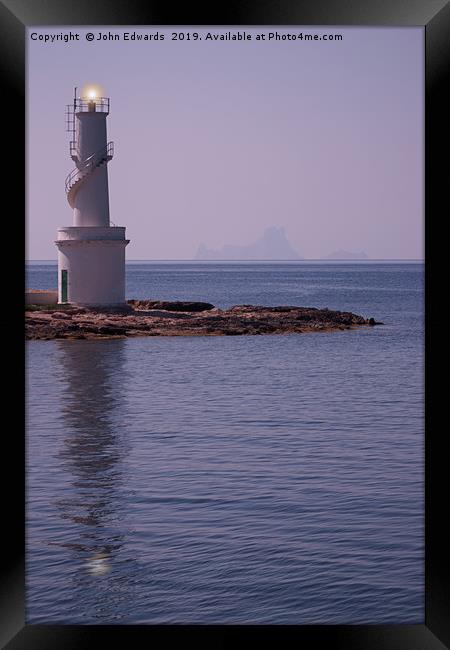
[{"xmin": 55, "ymin": 87, "xmax": 129, "ymax": 307}]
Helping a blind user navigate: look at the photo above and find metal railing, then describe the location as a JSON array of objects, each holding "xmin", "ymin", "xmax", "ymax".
[
  {"xmin": 75, "ymin": 97, "xmax": 110, "ymax": 113},
  {"xmin": 65, "ymin": 106, "xmax": 75, "ymax": 133},
  {"xmin": 69, "ymin": 140, "xmax": 78, "ymax": 159},
  {"xmin": 66, "ymin": 97, "xmax": 110, "ymax": 122},
  {"xmin": 65, "ymin": 141, "xmax": 114, "ymax": 195}
]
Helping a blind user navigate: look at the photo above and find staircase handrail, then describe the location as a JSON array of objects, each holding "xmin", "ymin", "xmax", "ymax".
[{"xmin": 65, "ymin": 141, "xmax": 114, "ymax": 194}]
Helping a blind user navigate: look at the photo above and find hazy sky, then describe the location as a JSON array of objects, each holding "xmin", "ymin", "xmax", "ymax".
[{"xmin": 27, "ymin": 26, "xmax": 423, "ymax": 260}]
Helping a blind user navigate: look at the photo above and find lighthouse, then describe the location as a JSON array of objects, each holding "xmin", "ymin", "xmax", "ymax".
[{"xmin": 55, "ymin": 87, "xmax": 129, "ymax": 307}]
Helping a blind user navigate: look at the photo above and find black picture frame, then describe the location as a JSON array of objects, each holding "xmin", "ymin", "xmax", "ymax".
[{"xmin": 4, "ymin": 0, "xmax": 448, "ymax": 647}]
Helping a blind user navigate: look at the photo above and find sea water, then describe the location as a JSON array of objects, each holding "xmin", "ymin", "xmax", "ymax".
[{"xmin": 26, "ymin": 262, "xmax": 424, "ymax": 624}]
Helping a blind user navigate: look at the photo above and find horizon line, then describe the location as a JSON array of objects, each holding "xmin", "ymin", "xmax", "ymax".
[{"xmin": 26, "ymin": 258, "xmax": 425, "ymax": 262}]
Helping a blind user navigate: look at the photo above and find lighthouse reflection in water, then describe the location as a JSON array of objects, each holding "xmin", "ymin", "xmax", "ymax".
[{"xmin": 27, "ymin": 340, "xmax": 138, "ymax": 622}]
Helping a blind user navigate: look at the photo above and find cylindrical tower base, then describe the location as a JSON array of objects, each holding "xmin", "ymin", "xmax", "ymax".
[{"xmin": 55, "ymin": 227, "xmax": 129, "ymax": 306}]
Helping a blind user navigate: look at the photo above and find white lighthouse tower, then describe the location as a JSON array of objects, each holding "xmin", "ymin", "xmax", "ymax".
[{"xmin": 55, "ymin": 87, "xmax": 129, "ymax": 307}]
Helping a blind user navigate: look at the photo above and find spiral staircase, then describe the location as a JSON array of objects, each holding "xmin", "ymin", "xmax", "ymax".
[{"xmin": 65, "ymin": 142, "xmax": 114, "ymax": 209}]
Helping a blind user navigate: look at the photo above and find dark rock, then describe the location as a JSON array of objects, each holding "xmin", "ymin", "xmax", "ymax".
[
  {"xmin": 128, "ymin": 300, "xmax": 215, "ymax": 312},
  {"xmin": 89, "ymin": 304, "xmax": 134, "ymax": 315},
  {"xmin": 97, "ymin": 325, "xmax": 127, "ymax": 335},
  {"xmin": 51, "ymin": 312, "xmax": 72, "ymax": 320}
]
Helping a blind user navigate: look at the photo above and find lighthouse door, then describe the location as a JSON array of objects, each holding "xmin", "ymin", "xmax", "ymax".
[{"xmin": 61, "ymin": 270, "xmax": 68, "ymax": 303}]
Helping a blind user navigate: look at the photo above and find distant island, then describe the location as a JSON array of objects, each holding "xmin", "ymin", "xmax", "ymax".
[
  {"xmin": 195, "ymin": 226, "xmax": 302, "ymax": 261},
  {"xmin": 194, "ymin": 229, "xmax": 370, "ymax": 261},
  {"xmin": 322, "ymin": 250, "xmax": 369, "ymax": 260}
]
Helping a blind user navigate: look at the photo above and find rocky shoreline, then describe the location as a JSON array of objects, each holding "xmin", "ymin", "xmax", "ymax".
[{"xmin": 25, "ymin": 300, "xmax": 382, "ymax": 341}]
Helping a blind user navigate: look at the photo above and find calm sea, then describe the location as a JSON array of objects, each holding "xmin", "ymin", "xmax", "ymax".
[{"xmin": 26, "ymin": 262, "xmax": 424, "ymax": 624}]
